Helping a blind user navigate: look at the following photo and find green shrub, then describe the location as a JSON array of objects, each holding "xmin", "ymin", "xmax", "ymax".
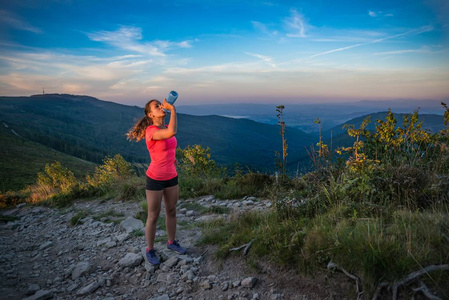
[{"xmin": 87, "ymin": 154, "xmax": 133, "ymax": 188}]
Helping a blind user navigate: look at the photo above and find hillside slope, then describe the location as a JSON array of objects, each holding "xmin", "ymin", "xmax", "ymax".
[
  {"xmin": 0, "ymin": 122, "xmax": 96, "ymax": 192},
  {"xmin": 0, "ymin": 94, "xmax": 316, "ymax": 175}
]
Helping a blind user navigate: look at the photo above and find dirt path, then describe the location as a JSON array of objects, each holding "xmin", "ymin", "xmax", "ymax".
[{"xmin": 0, "ymin": 196, "xmax": 352, "ymax": 300}]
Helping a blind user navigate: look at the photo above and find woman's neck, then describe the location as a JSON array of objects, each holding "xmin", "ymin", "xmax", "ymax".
[{"xmin": 152, "ymin": 117, "xmax": 165, "ymax": 128}]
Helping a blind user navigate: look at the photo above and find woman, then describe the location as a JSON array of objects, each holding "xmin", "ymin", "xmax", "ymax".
[{"xmin": 127, "ymin": 98, "xmax": 186, "ymax": 265}]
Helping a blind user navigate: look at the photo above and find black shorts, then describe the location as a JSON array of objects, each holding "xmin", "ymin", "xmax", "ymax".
[{"xmin": 146, "ymin": 176, "xmax": 178, "ymax": 191}]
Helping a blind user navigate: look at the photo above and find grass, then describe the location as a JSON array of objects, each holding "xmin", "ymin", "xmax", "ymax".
[
  {"xmin": 0, "ymin": 126, "xmax": 96, "ymax": 193},
  {"xmin": 199, "ymin": 204, "xmax": 449, "ymax": 297},
  {"xmin": 180, "ymin": 202, "xmax": 209, "ymax": 214},
  {"xmin": 131, "ymin": 229, "xmax": 144, "ymax": 237},
  {"xmin": 70, "ymin": 210, "xmax": 90, "ymax": 226},
  {"xmin": 92, "ymin": 209, "xmax": 125, "ymax": 224},
  {"xmin": 70, "ymin": 208, "xmax": 126, "ymax": 226}
]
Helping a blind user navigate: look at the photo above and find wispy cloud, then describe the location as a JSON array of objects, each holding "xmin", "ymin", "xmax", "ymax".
[
  {"xmin": 373, "ymin": 46, "xmax": 444, "ymax": 56},
  {"xmin": 285, "ymin": 25, "xmax": 434, "ymax": 64},
  {"xmin": 251, "ymin": 21, "xmax": 278, "ymax": 37},
  {"xmin": 285, "ymin": 9, "xmax": 307, "ymax": 38},
  {"xmin": 368, "ymin": 10, "xmax": 394, "ymax": 18},
  {"xmin": 88, "ymin": 26, "xmax": 193, "ymax": 56},
  {"xmin": 0, "ymin": 10, "xmax": 42, "ymax": 34},
  {"xmin": 244, "ymin": 52, "xmax": 277, "ymax": 68}
]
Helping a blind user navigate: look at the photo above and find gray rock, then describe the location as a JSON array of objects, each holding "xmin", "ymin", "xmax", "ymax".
[
  {"xmin": 201, "ymin": 280, "xmax": 212, "ymax": 290},
  {"xmin": 162, "ymin": 256, "xmax": 179, "ymax": 269},
  {"xmin": 26, "ymin": 284, "xmax": 40, "ymax": 295},
  {"xmin": 241, "ymin": 277, "xmax": 257, "ymax": 288},
  {"xmin": 38, "ymin": 241, "xmax": 53, "ymax": 250},
  {"xmin": 186, "ymin": 210, "xmax": 195, "ymax": 217},
  {"xmin": 96, "ymin": 237, "xmax": 112, "ymax": 247},
  {"xmin": 119, "ymin": 252, "xmax": 143, "ymax": 268},
  {"xmin": 22, "ymin": 290, "xmax": 53, "ymax": 300},
  {"xmin": 148, "ymin": 295, "xmax": 170, "ymax": 300},
  {"xmin": 67, "ymin": 283, "xmax": 79, "ymax": 292},
  {"xmin": 77, "ymin": 281, "xmax": 100, "ymax": 296},
  {"xmin": 71, "ymin": 262, "xmax": 91, "ymax": 280},
  {"xmin": 120, "ymin": 216, "xmax": 144, "ymax": 233},
  {"xmin": 116, "ymin": 232, "xmax": 129, "ymax": 242}
]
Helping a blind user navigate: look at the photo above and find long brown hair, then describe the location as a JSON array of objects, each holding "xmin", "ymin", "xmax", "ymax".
[{"xmin": 126, "ymin": 99, "xmax": 157, "ymax": 141}]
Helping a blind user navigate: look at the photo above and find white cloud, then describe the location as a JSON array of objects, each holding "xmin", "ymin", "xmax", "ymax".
[
  {"xmin": 88, "ymin": 26, "xmax": 194, "ymax": 56},
  {"xmin": 0, "ymin": 10, "xmax": 42, "ymax": 33},
  {"xmin": 251, "ymin": 21, "xmax": 278, "ymax": 37},
  {"xmin": 373, "ymin": 46, "xmax": 443, "ymax": 56},
  {"xmin": 244, "ymin": 52, "xmax": 277, "ymax": 68},
  {"xmin": 284, "ymin": 25, "xmax": 435, "ymax": 64},
  {"xmin": 369, "ymin": 10, "xmax": 394, "ymax": 18},
  {"xmin": 285, "ymin": 9, "xmax": 307, "ymax": 38}
]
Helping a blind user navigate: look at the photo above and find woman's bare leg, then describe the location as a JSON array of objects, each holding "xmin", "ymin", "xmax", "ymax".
[
  {"xmin": 163, "ymin": 184, "xmax": 179, "ymax": 242},
  {"xmin": 145, "ymin": 189, "xmax": 163, "ymax": 249}
]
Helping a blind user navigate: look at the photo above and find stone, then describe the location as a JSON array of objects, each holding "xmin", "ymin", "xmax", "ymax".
[
  {"xmin": 71, "ymin": 262, "xmax": 91, "ymax": 280},
  {"xmin": 186, "ymin": 210, "xmax": 195, "ymax": 217},
  {"xmin": 97, "ymin": 237, "xmax": 112, "ymax": 247},
  {"xmin": 22, "ymin": 290, "xmax": 53, "ymax": 300},
  {"xmin": 26, "ymin": 284, "xmax": 40, "ymax": 295},
  {"xmin": 77, "ymin": 281, "xmax": 100, "ymax": 296},
  {"xmin": 118, "ymin": 252, "xmax": 143, "ymax": 268},
  {"xmin": 116, "ymin": 232, "xmax": 129, "ymax": 242},
  {"xmin": 120, "ymin": 216, "xmax": 144, "ymax": 233},
  {"xmin": 148, "ymin": 295, "xmax": 170, "ymax": 300},
  {"xmin": 241, "ymin": 277, "xmax": 257, "ymax": 288},
  {"xmin": 38, "ymin": 241, "xmax": 53, "ymax": 250},
  {"xmin": 162, "ymin": 256, "xmax": 179, "ymax": 269},
  {"xmin": 201, "ymin": 280, "xmax": 212, "ymax": 290}
]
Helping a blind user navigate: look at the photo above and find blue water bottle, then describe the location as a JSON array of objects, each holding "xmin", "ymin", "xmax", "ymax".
[{"xmin": 166, "ymin": 90, "xmax": 178, "ymax": 105}]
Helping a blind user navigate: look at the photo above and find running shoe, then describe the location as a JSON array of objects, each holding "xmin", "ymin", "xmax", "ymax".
[
  {"xmin": 146, "ymin": 249, "xmax": 160, "ymax": 265},
  {"xmin": 167, "ymin": 240, "xmax": 186, "ymax": 254}
]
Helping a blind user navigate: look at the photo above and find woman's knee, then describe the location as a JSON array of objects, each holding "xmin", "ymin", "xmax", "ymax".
[
  {"xmin": 165, "ymin": 207, "xmax": 176, "ymax": 218},
  {"xmin": 147, "ymin": 214, "xmax": 159, "ymax": 225}
]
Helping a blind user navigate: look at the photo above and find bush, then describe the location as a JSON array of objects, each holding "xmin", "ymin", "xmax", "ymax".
[
  {"xmin": 87, "ymin": 154, "xmax": 133, "ymax": 188},
  {"xmin": 28, "ymin": 161, "xmax": 78, "ymax": 203}
]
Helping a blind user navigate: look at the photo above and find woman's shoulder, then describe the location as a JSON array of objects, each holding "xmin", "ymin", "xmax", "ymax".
[{"xmin": 146, "ymin": 125, "xmax": 159, "ymax": 131}]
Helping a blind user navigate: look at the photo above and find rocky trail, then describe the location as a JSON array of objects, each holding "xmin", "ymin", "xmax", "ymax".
[{"xmin": 0, "ymin": 196, "xmax": 351, "ymax": 300}]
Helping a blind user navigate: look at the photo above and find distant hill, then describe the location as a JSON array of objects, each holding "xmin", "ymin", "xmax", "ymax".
[
  {"xmin": 321, "ymin": 112, "xmax": 447, "ymax": 152},
  {"xmin": 324, "ymin": 112, "xmax": 446, "ymax": 138},
  {"xmin": 0, "ymin": 122, "xmax": 96, "ymax": 192},
  {"xmin": 177, "ymin": 100, "xmax": 446, "ymax": 133},
  {"xmin": 0, "ymin": 94, "xmax": 317, "ymax": 186}
]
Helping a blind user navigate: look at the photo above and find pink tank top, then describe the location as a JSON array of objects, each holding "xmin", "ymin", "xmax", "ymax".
[{"xmin": 145, "ymin": 125, "xmax": 177, "ymax": 180}]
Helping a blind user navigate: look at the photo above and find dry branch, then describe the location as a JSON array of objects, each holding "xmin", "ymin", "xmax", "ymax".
[
  {"xmin": 327, "ymin": 261, "xmax": 363, "ymax": 299},
  {"xmin": 412, "ymin": 280, "xmax": 443, "ymax": 300},
  {"xmin": 229, "ymin": 239, "xmax": 255, "ymax": 255},
  {"xmin": 372, "ymin": 264, "xmax": 449, "ymax": 300}
]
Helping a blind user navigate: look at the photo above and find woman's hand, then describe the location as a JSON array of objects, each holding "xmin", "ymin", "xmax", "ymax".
[{"xmin": 161, "ymin": 98, "xmax": 175, "ymax": 111}]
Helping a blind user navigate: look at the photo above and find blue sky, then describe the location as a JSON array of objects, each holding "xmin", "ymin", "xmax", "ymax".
[{"xmin": 0, "ymin": 0, "xmax": 448, "ymax": 106}]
